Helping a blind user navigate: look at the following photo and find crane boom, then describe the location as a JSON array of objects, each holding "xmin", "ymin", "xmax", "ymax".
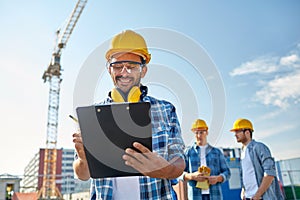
[
  {"xmin": 39, "ymin": 0, "xmax": 87, "ymax": 199},
  {"xmin": 56, "ymin": 0, "xmax": 88, "ymax": 54}
]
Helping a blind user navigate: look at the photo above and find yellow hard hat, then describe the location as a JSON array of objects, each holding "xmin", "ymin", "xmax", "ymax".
[
  {"xmin": 230, "ymin": 118, "xmax": 254, "ymax": 132},
  {"xmin": 105, "ymin": 30, "xmax": 151, "ymax": 64},
  {"xmin": 191, "ymin": 119, "xmax": 208, "ymax": 131}
]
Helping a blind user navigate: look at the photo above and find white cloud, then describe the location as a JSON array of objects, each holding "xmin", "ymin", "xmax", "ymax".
[
  {"xmin": 273, "ymin": 138, "xmax": 300, "ymax": 160},
  {"xmin": 255, "ymin": 124, "xmax": 296, "ymax": 140},
  {"xmin": 280, "ymin": 54, "xmax": 299, "ymax": 66},
  {"xmin": 231, "ymin": 44, "xmax": 300, "ymax": 108},
  {"xmin": 256, "ymin": 110, "xmax": 283, "ymax": 121},
  {"xmin": 255, "ymin": 71, "xmax": 300, "ymax": 108},
  {"xmin": 230, "ymin": 56, "xmax": 279, "ymax": 76}
]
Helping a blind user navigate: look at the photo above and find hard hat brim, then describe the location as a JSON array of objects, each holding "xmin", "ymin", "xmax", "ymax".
[
  {"xmin": 106, "ymin": 49, "xmax": 151, "ymax": 64},
  {"xmin": 230, "ymin": 128, "xmax": 254, "ymax": 132},
  {"xmin": 191, "ymin": 127, "xmax": 208, "ymax": 131}
]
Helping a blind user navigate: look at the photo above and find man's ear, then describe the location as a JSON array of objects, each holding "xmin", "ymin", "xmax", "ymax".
[
  {"xmin": 245, "ymin": 130, "xmax": 251, "ymax": 137},
  {"xmin": 141, "ymin": 66, "xmax": 147, "ymax": 78},
  {"xmin": 107, "ymin": 66, "xmax": 112, "ymax": 75}
]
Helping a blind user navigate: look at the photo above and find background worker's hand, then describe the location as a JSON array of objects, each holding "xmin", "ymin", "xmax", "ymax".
[
  {"xmin": 241, "ymin": 188, "xmax": 246, "ymax": 200},
  {"xmin": 72, "ymin": 132, "xmax": 86, "ymax": 160},
  {"xmin": 251, "ymin": 195, "xmax": 262, "ymax": 200},
  {"xmin": 187, "ymin": 171, "xmax": 208, "ymax": 182},
  {"xmin": 122, "ymin": 142, "xmax": 184, "ymax": 179},
  {"xmin": 207, "ymin": 175, "xmax": 223, "ymax": 185}
]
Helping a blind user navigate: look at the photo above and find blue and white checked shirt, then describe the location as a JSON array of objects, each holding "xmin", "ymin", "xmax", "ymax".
[
  {"xmin": 181, "ymin": 143, "xmax": 231, "ymax": 200},
  {"xmin": 89, "ymin": 95, "xmax": 185, "ymax": 200}
]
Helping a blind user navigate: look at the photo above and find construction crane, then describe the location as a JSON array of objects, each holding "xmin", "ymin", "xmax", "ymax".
[{"xmin": 38, "ymin": 0, "xmax": 87, "ymax": 199}]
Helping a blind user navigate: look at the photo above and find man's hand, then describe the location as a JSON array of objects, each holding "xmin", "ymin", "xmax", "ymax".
[
  {"xmin": 207, "ymin": 175, "xmax": 223, "ymax": 185},
  {"xmin": 72, "ymin": 133, "xmax": 87, "ymax": 160},
  {"xmin": 251, "ymin": 196, "xmax": 261, "ymax": 200},
  {"xmin": 72, "ymin": 132, "xmax": 90, "ymax": 180},
  {"xmin": 122, "ymin": 142, "xmax": 185, "ymax": 179},
  {"xmin": 185, "ymin": 171, "xmax": 208, "ymax": 182}
]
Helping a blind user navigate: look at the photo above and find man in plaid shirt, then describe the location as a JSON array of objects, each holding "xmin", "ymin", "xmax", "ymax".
[{"xmin": 72, "ymin": 30, "xmax": 185, "ymax": 200}]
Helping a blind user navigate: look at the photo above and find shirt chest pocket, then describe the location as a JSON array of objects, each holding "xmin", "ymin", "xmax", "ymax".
[
  {"xmin": 152, "ymin": 130, "xmax": 169, "ymax": 159},
  {"xmin": 207, "ymin": 153, "xmax": 220, "ymax": 175}
]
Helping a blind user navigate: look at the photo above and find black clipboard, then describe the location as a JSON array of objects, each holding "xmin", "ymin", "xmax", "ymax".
[{"xmin": 76, "ymin": 102, "xmax": 152, "ymax": 178}]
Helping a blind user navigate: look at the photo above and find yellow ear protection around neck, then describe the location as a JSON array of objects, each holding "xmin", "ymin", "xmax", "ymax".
[{"xmin": 110, "ymin": 85, "xmax": 148, "ymax": 102}]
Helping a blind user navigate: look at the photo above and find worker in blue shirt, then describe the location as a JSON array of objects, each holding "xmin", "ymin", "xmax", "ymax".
[
  {"xmin": 180, "ymin": 119, "xmax": 231, "ymax": 200},
  {"xmin": 230, "ymin": 118, "xmax": 284, "ymax": 200}
]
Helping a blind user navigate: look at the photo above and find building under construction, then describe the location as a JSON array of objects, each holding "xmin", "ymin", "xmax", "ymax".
[{"xmin": 21, "ymin": 148, "xmax": 89, "ymax": 197}]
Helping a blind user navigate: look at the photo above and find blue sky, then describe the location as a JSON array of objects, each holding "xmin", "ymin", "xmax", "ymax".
[{"xmin": 1, "ymin": 0, "xmax": 300, "ymax": 176}]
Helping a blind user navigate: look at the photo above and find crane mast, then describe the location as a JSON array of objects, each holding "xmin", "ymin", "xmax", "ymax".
[{"xmin": 39, "ymin": 0, "xmax": 87, "ymax": 199}]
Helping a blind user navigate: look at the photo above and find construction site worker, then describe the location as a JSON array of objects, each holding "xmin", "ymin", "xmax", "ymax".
[
  {"xmin": 180, "ymin": 119, "xmax": 231, "ymax": 200},
  {"xmin": 72, "ymin": 29, "xmax": 185, "ymax": 200},
  {"xmin": 230, "ymin": 118, "xmax": 284, "ymax": 200}
]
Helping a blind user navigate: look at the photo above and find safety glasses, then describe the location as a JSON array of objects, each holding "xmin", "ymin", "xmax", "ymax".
[
  {"xmin": 107, "ymin": 60, "xmax": 144, "ymax": 74},
  {"xmin": 194, "ymin": 130, "xmax": 207, "ymax": 135},
  {"xmin": 235, "ymin": 129, "xmax": 246, "ymax": 134}
]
